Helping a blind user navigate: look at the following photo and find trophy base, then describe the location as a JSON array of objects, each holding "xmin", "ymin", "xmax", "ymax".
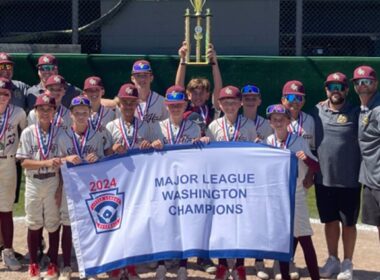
[{"xmin": 184, "ymin": 61, "xmax": 214, "ymax": 66}]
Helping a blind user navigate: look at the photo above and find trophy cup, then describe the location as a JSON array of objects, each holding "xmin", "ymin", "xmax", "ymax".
[{"xmin": 184, "ymin": 0, "xmax": 212, "ymax": 65}]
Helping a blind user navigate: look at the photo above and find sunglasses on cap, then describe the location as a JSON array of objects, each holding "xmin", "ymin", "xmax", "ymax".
[
  {"xmin": 284, "ymin": 94, "xmax": 304, "ymax": 103},
  {"xmin": 0, "ymin": 64, "xmax": 13, "ymax": 71},
  {"xmin": 354, "ymin": 78, "xmax": 373, "ymax": 86},
  {"xmin": 166, "ymin": 91, "xmax": 186, "ymax": 102},
  {"xmin": 38, "ymin": 65, "xmax": 56, "ymax": 72},
  {"xmin": 241, "ymin": 85, "xmax": 260, "ymax": 95},
  {"xmin": 70, "ymin": 96, "xmax": 91, "ymax": 108},
  {"xmin": 327, "ymin": 83, "xmax": 346, "ymax": 92},
  {"xmin": 266, "ymin": 104, "xmax": 289, "ymax": 116},
  {"xmin": 132, "ymin": 64, "xmax": 151, "ymax": 72}
]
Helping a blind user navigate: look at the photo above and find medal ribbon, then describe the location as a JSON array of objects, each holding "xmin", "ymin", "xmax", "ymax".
[
  {"xmin": 254, "ymin": 116, "xmax": 264, "ymax": 131},
  {"xmin": 272, "ymin": 133, "xmax": 291, "ymax": 149},
  {"xmin": 199, "ymin": 105, "xmax": 209, "ymax": 124},
  {"xmin": 52, "ymin": 105, "xmax": 64, "ymax": 128},
  {"xmin": 136, "ymin": 91, "xmax": 153, "ymax": 120},
  {"xmin": 71, "ymin": 124, "xmax": 90, "ymax": 158},
  {"xmin": 90, "ymin": 105, "xmax": 104, "ymax": 131},
  {"xmin": 222, "ymin": 115, "xmax": 241, "ymax": 141},
  {"xmin": 119, "ymin": 117, "xmax": 138, "ymax": 148},
  {"xmin": 35, "ymin": 124, "xmax": 54, "ymax": 160},
  {"xmin": 0, "ymin": 105, "xmax": 10, "ymax": 140},
  {"xmin": 289, "ymin": 113, "xmax": 303, "ymax": 136},
  {"xmin": 166, "ymin": 120, "xmax": 186, "ymax": 144}
]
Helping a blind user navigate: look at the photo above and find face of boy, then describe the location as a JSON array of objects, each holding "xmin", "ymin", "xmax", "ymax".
[
  {"xmin": 36, "ymin": 105, "xmax": 55, "ymax": 125},
  {"xmin": 242, "ymin": 95, "xmax": 261, "ymax": 109},
  {"xmin": 281, "ymin": 94, "xmax": 305, "ymax": 114},
  {"xmin": 269, "ymin": 113, "xmax": 290, "ymax": 130},
  {"xmin": 188, "ymin": 88, "xmax": 210, "ymax": 107},
  {"xmin": 71, "ymin": 105, "xmax": 91, "ymax": 125},
  {"xmin": 167, "ymin": 102, "xmax": 187, "ymax": 118},
  {"xmin": 46, "ymin": 85, "xmax": 65, "ymax": 103},
  {"xmin": 119, "ymin": 98, "xmax": 138, "ymax": 116},
  {"xmin": 131, "ymin": 73, "xmax": 153, "ymax": 90},
  {"xmin": 0, "ymin": 89, "xmax": 11, "ymax": 107},
  {"xmin": 84, "ymin": 87, "xmax": 104, "ymax": 104},
  {"xmin": 219, "ymin": 98, "xmax": 241, "ymax": 115}
]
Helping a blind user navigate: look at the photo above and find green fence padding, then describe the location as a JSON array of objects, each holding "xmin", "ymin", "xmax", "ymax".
[{"xmin": 10, "ymin": 54, "xmax": 379, "ymax": 114}]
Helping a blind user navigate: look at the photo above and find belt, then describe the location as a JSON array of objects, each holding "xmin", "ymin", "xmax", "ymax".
[
  {"xmin": 33, "ymin": 172, "xmax": 56, "ymax": 180},
  {"xmin": 0, "ymin": 155, "xmax": 15, "ymax": 159}
]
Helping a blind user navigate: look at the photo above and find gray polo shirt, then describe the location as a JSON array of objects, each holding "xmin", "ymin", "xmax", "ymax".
[
  {"xmin": 311, "ymin": 101, "xmax": 361, "ymax": 188},
  {"xmin": 10, "ymin": 80, "xmax": 29, "ymax": 110},
  {"xmin": 26, "ymin": 82, "xmax": 81, "ymax": 111},
  {"xmin": 358, "ymin": 91, "xmax": 380, "ymax": 190}
]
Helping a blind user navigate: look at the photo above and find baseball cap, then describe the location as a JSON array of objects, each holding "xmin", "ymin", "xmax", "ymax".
[
  {"xmin": 241, "ymin": 84, "xmax": 260, "ymax": 95},
  {"xmin": 34, "ymin": 93, "xmax": 56, "ymax": 108},
  {"xmin": 165, "ymin": 85, "xmax": 187, "ymax": 104},
  {"xmin": 45, "ymin": 75, "xmax": 66, "ymax": 88},
  {"xmin": 219, "ymin": 86, "xmax": 242, "ymax": 100},
  {"xmin": 83, "ymin": 76, "xmax": 103, "ymax": 91},
  {"xmin": 118, "ymin": 83, "xmax": 138, "ymax": 99},
  {"xmin": 324, "ymin": 72, "xmax": 348, "ymax": 86},
  {"xmin": 352, "ymin": 66, "xmax": 377, "ymax": 81},
  {"xmin": 282, "ymin": 80, "xmax": 305, "ymax": 96},
  {"xmin": 37, "ymin": 54, "xmax": 58, "ymax": 67},
  {"xmin": 70, "ymin": 96, "xmax": 91, "ymax": 109},
  {"xmin": 131, "ymin": 60, "xmax": 152, "ymax": 74},
  {"xmin": 0, "ymin": 78, "xmax": 12, "ymax": 91},
  {"xmin": 266, "ymin": 104, "xmax": 291, "ymax": 118},
  {"xmin": 0, "ymin": 53, "xmax": 13, "ymax": 65}
]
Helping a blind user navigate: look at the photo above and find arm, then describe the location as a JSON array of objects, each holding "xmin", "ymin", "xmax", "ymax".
[
  {"xmin": 175, "ymin": 41, "xmax": 188, "ymax": 87},
  {"xmin": 208, "ymin": 44, "xmax": 223, "ymax": 109},
  {"xmin": 20, "ymin": 157, "xmax": 61, "ymax": 170}
]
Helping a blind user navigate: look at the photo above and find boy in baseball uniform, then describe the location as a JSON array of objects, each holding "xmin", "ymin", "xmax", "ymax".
[
  {"xmin": 16, "ymin": 93, "xmax": 62, "ymax": 280},
  {"xmin": 0, "ymin": 78, "xmax": 26, "ymax": 271}
]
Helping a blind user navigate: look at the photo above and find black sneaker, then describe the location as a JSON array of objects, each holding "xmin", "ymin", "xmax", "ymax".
[{"xmin": 197, "ymin": 258, "xmax": 216, "ymax": 273}]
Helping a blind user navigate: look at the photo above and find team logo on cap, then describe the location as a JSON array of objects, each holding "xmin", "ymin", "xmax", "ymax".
[
  {"xmin": 89, "ymin": 78, "xmax": 97, "ymax": 85},
  {"xmin": 125, "ymin": 86, "xmax": 133, "ymax": 94},
  {"xmin": 42, "ymin": 95, "xmax": 50, "ymax": 103},
  {"xmin": 357, "ymin": 68, "xmax": 365, "ymax": 75},
  {"xmin": 290, "ymin": 83, "xmax": 298, "ymax": 91},
  {"xmin": 0, "ymin": 81, "xmax": 4, "ymax": 88},
  {"xmin": 333, "ymin": 74, "xmax": 340, "ymax": 80},
  {"xmin": 0, "ymin": 54, "xmax": 7, "ymax": 60},
  {"xmin": 43, "ymin": 56, "xmax": 50, "ymax": 63},
  {"xmin": 86, "ymin": 189, "xmax": 124, "ymax": 234},
  {"xmin": 225, "ymin": 87, "xmax": 233, "ymax": 95},
  {"xmin": 53, "ymin": 76, "xmax": 61, "ymax": 83}
]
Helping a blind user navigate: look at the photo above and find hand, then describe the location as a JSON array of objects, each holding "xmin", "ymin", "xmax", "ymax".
[
  {"xmin": 151, "ymin": 139, "xmax": 164, "ymax": 150},
  {"xmin": 85, "ymin": 153, "xmax": 99, "ymax": 163},
  {"xmin": 254, "ymin": 136, "xmax": 263, "ymax": 143},
  {"xmin": 178, "ymin": 41, "xmax": 188, "ymax": 59},
  {"xmin": 112, "ymin": 143, "xmax": 127, "ymax": 154},
  {"xmin": 47, "ymin": 158, "xmax": 62, "ymax": 169},
  {"xmin": 139, "ymin": 140, "xmax": 151, "ymax": 150},
  {"xmin": 206, "ymin": 43, "xmax": 217, "ymax": 64},
  {"xmin": 193, "ymin": 136, "xmax": 210, "ymax": 144},
  {"xmin": 296, "ymin": 151, "xmax": 308, "ymax": 161},
  {"xmin": 66, "ymin": 155, "xmax": 82, "ymax": 165}
]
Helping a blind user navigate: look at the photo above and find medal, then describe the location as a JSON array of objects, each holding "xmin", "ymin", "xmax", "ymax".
[
  {"xmin": 362, "ymin": 115, "xmax": 369, "ymax": 125},
  {"xmin": 337, "ymin": 114, "xmax": 348, "ymax": 124},
  {"xmin": 222, "ymin": 115, "xmax": 241, "ymax": 141},
  {"xmin": 272, "ymin": 133, "xmax": 291, "ymax": 149},
  {"xmin": 90, "ymin": 105, "xmax": 104, "ymax": 131},
  {"xmin": 136, "ymin": 91, "xmax": 153, "ymax": 120},
  {"xmin": 0, "ymin": 105, "xmax": 10, "ymax": 140},
  {"xmin": 166, "ymin": 120, "xmax": 186, "ymax": 144},
  {"xmin": 71, "ymin": 124, "xmax": 90, "ymax": 158},
  {"xmin": 289, "ymin": 113, "xmax": 303, "ymax": 136},
  {"xmin": 119, "ymin": 117, "xmax": 138, "ymax": 148},
  {"xmin": 199, "ymin": 105, "xmax": 209, "ymax": 124},
  {"xmin": 36, "ymin": 124, "xmax": 54, "ymax": 160}
]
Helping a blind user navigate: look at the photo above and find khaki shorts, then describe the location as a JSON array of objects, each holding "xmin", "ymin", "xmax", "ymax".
[{"xmin": 0, "ymin": 158, "xmax": 16, "ymax": 212}]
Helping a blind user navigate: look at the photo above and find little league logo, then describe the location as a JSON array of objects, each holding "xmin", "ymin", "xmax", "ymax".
[{"xmin": 86, "ymin": 189, "xmax": 124, "ymax": 234}]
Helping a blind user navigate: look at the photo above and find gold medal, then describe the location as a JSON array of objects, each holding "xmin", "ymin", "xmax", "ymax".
[
  {"xmin": 337, "ymin": 114, "xmax": 347, "ymax": 124},
  {"xmin": 362, "ymin": 115, "xmax": 369, "ymax": 125}
]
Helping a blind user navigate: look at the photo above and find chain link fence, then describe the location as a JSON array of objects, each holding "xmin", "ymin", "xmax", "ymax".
[{"xmin": 280, "ymin": 0, "xmax": 380, "ymax": 56}]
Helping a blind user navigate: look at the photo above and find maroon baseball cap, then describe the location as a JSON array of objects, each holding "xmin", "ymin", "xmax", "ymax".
[
  {"xmin": 0, "ymin": 53, "xmax": 14, "ymax": 65},
  {"xmin": 165, "ymin": 85, "xmax": 187, "ymax": 104},
  {"xmin": 0, "ymin": 78, "xmax": 12, "ymax": 91},
  {"xmin": 219, "ymin": 86, "xmax": 242, "ymax": 100},
  {"xmin": 34, "ymin": 93, "xmax": 56, "ymax": 108},
  {"xmin": 282, "ymin": 80, "xmax": 305, "ymax": 96},
  {"xmin": 131, "ymin": 60, "xmax": 152, "ymax": 74},
  {"xmin": 324, "ymin": 72, "xmax": 348, "ymax": 86},
  {"xmin": 352, "ymin": 66, "xmax": 377, "ymax": 81},
  {"xmin": 45, "ymin": 75, "xmax": 66, "ymax": 87},
  {"xmin": 118, "ymin": 83, "xmax": 138, "ymax": 99},
  {"xmin": 37, "ymin": 54, "xmax": 58, "ymax": 67},
  {"xmin": 83, "ymin": 76, "xmax": 103, "ymax": 91}
]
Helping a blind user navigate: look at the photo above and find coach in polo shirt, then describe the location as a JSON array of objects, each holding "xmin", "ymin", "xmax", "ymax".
[
  {"xmin": 311, "ymin": 72, "xmax": 361, "ymax": 279},
  {"xmin": 352, "ymin": 66, "xmax": 380, "ymax": 238}
]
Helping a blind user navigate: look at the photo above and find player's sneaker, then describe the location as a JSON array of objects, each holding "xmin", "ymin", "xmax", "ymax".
[
  {"xmin": 58, "ymin": 266, "xmax": 72, "ymax": 280},
  {"xmin": 197, "ymin": 258, "xmax": 216, "ymax": 273},
  {"xmin": 231, "ymin": 266, "xmax": 246, "ymax": 280},
  {"xmin": 289, "ymin": 261, "xmax": 299, "ymax": 279},
  {"xmin": 319, "ymin": 256, "xmax": 340, "ymax": 278},
  {"xmin": 126, "ymin": 265, "xmax": 141, "ymax": 280},
  {"xmin": 44, "ymin": 263, "xmax": 59, "ymax": 280},
  {"xmin": 272, "ymin": 261, "xmax": 282, "ymax": 280},
  {"xmin": 2, "ymin": 248, "xmax": 22, "ymax": 271},
  {"xmin": 337, "ymin": 259, "xmax": 353, "ymax": 280},
  {"xmin": 214, "ymin": 265, "xmax": 229, "ymax": 280},
  {"xmin": 86, "ymin": 276, "xmax": 98, "ymax": 280},
  {"xmin": 29, "ymin": 263, "xmax": 41, "ymax": 280},
  {"xmin": 255, "ymin": 261, "xmax": 269, "ymax": 280},
  {"xmin": 177, "ymin": 266, "xmax": 188, "ymax": 280},
  {"xmin": 156, "ymin": 264, "xmax": 167, "ymax": 280}
]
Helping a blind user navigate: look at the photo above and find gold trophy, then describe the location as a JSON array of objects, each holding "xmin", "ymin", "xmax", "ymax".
[{"xmin": 184, "ymin": 0, "xmax": 212, "ymax": 65}]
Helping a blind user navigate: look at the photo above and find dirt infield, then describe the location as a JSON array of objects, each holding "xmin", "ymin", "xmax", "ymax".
[{"xmin": 0, "ymin": 219, "xmax": 379, "ymax": 280}]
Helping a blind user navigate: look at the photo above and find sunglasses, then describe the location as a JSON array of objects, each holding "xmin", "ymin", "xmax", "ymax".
[
  {"xmin": 133, "ymin": 64, "xmax": 151, "ymax": 72},
  {"xmin": 266, "ymin": 104, "xmax": 289, "ymax": 116},
  {"xmin": 354, "ymin": 79, "xmax": 373, "ymax": 86},
  {"xmin": 70, "ymin": 96, "xmax": 91, "ymax": 107},
  {"xmin": 38, "ymin": 65, "xmax": 56, "ymax": 72},
  {"xmin": 241, "ymin": 85, "xmax": 260, "ymax": 95},
  {"xmin": 284, "ymin": 94, "xmax": 304, "ymax": 103},
  {"xmin": 0, "ymin": 64, "xmax": 13, "ymax": 71},
  {"xmin": 327, "ymin": 83, "xmax": 346, "ymax": 92},
  {"xmin": 166, "ymin": 91, "xmax": 186, "ymax": 102},
  {"xmin": 0, "ymin": 93, "xmax": 10, "ymax": 97}
]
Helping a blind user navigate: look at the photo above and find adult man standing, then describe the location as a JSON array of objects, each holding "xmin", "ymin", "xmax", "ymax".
[
  {"xmin": 26, "ymin": 54, "xmax": 81, "ymax": 111},
  {"xmin": 311, "ymin": 72, "xmax": 361, "ymax": 280}
]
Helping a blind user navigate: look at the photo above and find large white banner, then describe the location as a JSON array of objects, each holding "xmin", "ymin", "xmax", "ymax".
[{"xmin": 61, "ymin": 142, "xmax": 297, "ymax": 277}]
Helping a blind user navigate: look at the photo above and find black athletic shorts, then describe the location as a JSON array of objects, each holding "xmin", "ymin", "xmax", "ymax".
[{"xmin": 362, "ymin": 185, "xmax": 380, "ymax": 226}]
